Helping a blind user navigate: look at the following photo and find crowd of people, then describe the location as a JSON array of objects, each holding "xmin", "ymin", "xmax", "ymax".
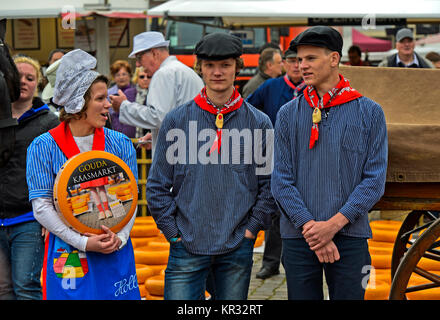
[{"xmin": 0, "ymin": 25, "xmax": 437, "ymax": 300}]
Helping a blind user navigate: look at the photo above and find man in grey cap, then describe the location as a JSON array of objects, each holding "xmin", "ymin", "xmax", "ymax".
[
  {"xmin": 110, "ymin": 31, "xmax": 204, "ymax": 154},
  {"xmin": 379, "ymin": 28, "xmax": 433, "ymax": 68}
]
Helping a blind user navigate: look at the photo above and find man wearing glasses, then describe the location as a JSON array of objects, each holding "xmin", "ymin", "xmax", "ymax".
[{"xmin": 110, "ymin": 31, "xmax": 204, "ymax": 154}]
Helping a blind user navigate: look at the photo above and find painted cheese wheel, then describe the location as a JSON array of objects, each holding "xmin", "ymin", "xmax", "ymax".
[{"xmin": 53, "ymin": 150, "xmax": 138, "ymax": 234}]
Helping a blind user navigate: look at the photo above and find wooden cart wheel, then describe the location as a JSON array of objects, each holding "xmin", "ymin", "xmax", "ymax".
[
  {"xmin": 389, "ymin": 211, "xmax": 440, "ymax": 300},
  {"xmin": 391, "ymin": 211, "xmax": 426, "ymax": 276}
]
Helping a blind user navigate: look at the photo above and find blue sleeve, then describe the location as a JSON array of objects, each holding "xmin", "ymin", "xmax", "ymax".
[
  {"xmin": 26, "ymin": 135, "xmax": 56, "ymax": 200},
  {"xmin": 338, "ymin": 103, "xmax": 388, "ymax": 223},
  {"xmin": 271, "ymin": 104, "xmax": 315, "ymax": 229},
  {"xmin": 119, "ymin": 135, "xmax": 139, "ymax": 184}
]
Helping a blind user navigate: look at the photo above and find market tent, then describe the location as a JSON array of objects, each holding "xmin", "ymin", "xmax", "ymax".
[
  {"xmin": 148, "ymin": 0, "xmax": 440, "ymax": 27},
  {"xmin": 352, "ymin": 28, "xmax": 392, "ymax": 52}
]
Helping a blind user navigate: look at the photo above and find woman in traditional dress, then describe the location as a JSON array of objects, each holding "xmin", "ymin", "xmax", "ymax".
[{"xmin": 26, "ymin": 49, "xmax": 140, "ymax": 300}]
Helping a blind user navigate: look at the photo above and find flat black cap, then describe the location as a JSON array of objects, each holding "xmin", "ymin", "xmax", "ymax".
[
  {"xmin": 195, "ymin": 32, "xmax": 243, "ymax": 60},
  {"xmin": 289, "ymin": 26, "xmax": 343, "ymax": 57}
]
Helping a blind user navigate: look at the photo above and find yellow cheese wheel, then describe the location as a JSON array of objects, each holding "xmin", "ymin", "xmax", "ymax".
[
  {"xmin": 144, "ymin": 275, "xmax": 165, "ymax": 296},
  {"xmin": 135, "ymin": 264, "xmax": 155, "ymax": 284},
  {"xmin": 131, "ymin": 236, "xmax": 160, "ymax": 248},
  {"xmin": 370, "ymin": 269, "xmax": 440, "ymax": 287},
  {"xmin": 135, "ymin": 216, "xmax": 155, "ymax": 223},
  {"xmin": 373, "ymin": 272, "xmax": 392, "ymax": 284},
  {"xmin": 370, "ymin": 220, "xmax": 402, "ymax": 231},
  {"xmin": 117, "ymin": 194, "xmax": 133, "ymax": 202},
  {"xmin": 73, "ymin": 206, "xmax": 89, "ymax": 216},
  {"xmin": 146, "ymin": 264, "xmax": 167, "ymax": 275},
  {"xmin": 371, "ymin": 228, "xmax": 399, "ymax": 243},
  {"xmin": 146, "ymin": 241, "xmax": 170, "ymax": 251},
  {"xmin": 417, "ymin": 257, "xmax": 440, "ymax": 271},
  {"xmin": 130, "ymin": 225, "xmax": 160, "ymax": 238},
  {"xmin": 71, "ymin": 200, "xmax": 88, "ymax": 209},
  {"xmin": 53, "ymin": 150, "xmax": 138, "ymax": 234},
  {"xmin": 407, "ymin": 287, "xmax": 440, "ymax": 300},
  {"xmin": 134, "ymin": 249, "xmax": 169, "ymax": 265},
  {"xmin": 144, "ymin": 289, "xmax": 164, "ymax": 300},
  {"xmin": 116, "ymin": 189, "xmax": 132, "ymax": 197},
  {"xmin": 369, "ymin": 246, "xmax": 393, "ymax": 256},
  {"xmin": 364, "ymin": 280, "xmax": 390, "ymax": 300},
  {"xmin": 371, "ymin": 254, "xmax": 392, "ymax": 269},
  {"xmin": 131, "ymin": 236, "xmax": 165, "ymax": 249},
  {"xmin": 366, "ymin": 269, "xmax": 391, "ymax": 285},
  {"xmin": 367, "ymin": 240, "xmax": 394, "ymax": 248},
  {"xmin": 139, "ymin": 283, "xmax": 147, "ymax": 298},
  {"xmin": 134, "ymin": 217, "xmax": 157, "ymax": 228}
]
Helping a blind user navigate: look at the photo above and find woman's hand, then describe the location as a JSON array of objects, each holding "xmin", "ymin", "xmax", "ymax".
[{"xmin": 85, "ymin": 225, "xmax": 122, "ymax": 254}]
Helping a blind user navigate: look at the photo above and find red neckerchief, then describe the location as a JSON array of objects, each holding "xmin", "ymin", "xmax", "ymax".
[
  {"xmin": 283, "ymin": 75, "xmax": 307, "ymax": 99},
  {"xmin": 194, "ymin": 87, "xmax": 243, "ymax": 154},
  {"xmin": 49, "ymin": 121, "xmax": 105, "ymax": 159},
  {"xmin": 303, "ymin": 74, "xmax": 362, "ymax": 149}
]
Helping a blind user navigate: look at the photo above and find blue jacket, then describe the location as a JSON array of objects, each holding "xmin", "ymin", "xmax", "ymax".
[
  {"xmin": 146, "ymin": 99, "xmax": 277, "ymax": 255},
  {"xmin": 271, "ymin": 95, "xmax": 388, "ymax": 239},
  {"xmin": 246, "ymin": 76, "xmax": 306, "ymax": 125}
]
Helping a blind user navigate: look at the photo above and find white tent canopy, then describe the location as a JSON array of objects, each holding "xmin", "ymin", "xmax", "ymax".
[
  {"xmin": 148, "ymin": 0, "xmax": 440, "ymax": 27},
  {"xmin": 2, "ymin": 0, "xmax": 149, "ymax": 19}
]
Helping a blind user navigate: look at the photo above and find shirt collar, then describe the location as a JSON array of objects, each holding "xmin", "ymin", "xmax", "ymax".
[{"xmin": 396, "ymin": 53, "xmax": 419, "ymax": 67}]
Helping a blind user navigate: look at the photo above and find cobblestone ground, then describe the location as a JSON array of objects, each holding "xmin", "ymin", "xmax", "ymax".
[
  {"xmin": 248, "ymin": 251, "xmax": 288, "ymax": 300},
  {"xmin": 248, "ymin": 247, "xmax": 329, "ymax": 300}
]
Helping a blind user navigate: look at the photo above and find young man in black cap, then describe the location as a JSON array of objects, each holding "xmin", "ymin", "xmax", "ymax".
[
  {"xmin": 271, "ymin": 26, "xmax": 388, "ymax": 300},
  {"xmin": 146, "ymin": 32, "xmax": 275, "ymax": 300}
]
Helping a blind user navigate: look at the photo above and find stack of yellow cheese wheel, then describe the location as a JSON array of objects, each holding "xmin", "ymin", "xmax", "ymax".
[
  {"xmin": 115, "ymin": 183, "xmax": 133, "ymax": 202},
  {"xmin": 70, "ymin": 193, "xmax": 90, "ymax": 216},
  {"xmin": 135, "ymin": 264, "xmax": 155, "ymax": 298},
  {"xmin": 367, "ymin": 222, "xmax": 440, "ymax": 300},
  {"xmin": 131, "ymin": 216, "xmax": 168, "ymax": 300},
  {"xmin": 405, "ymin": 229, "xmax": 440, "ymax": 300},
  {"xmin": 365, "ymin": 220, "xmax": 402, "ymax": 300}
]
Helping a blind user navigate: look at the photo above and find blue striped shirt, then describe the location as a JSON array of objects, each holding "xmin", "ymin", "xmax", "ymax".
[
  {"xmin": 146, "ymin": 99, "xmax": 277, "ymax": 255},
  {"xmin": 26, "ymin": 127, "xmax": 138, "ymax": 201},
  {"xmin": 272, "ymin": 95, "xmax": 388, "ymax": 239}
]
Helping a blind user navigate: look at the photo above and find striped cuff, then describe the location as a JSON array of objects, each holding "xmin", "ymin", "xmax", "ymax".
[
  {"xmin": 339, "ymin": 203, "xmax": 362, "ymax": 224},
  {"xmin": 292, "ymin": 209, "xmax": 315, "ymax": 230}
]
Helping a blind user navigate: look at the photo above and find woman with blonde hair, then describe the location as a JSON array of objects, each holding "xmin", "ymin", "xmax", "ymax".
[
  {"xmin": 0, "ymin": 55, "xmax": 59, "ymax": 300},
  {"xmin": 125, "ymin": 66, "xmax": 150, "ymax": 106}
]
